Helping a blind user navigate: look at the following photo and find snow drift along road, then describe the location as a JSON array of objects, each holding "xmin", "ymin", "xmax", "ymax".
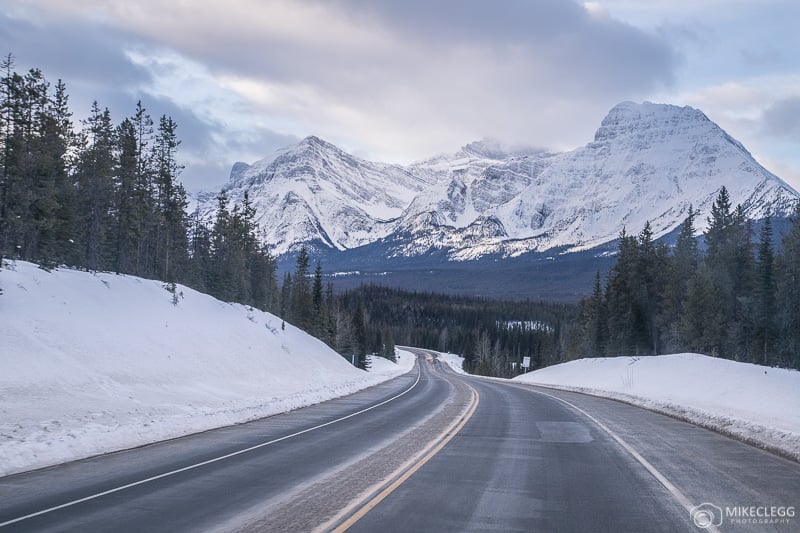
[{"xmin": 0, "ymin": 261, "xmax": 413, "ymax": 477}]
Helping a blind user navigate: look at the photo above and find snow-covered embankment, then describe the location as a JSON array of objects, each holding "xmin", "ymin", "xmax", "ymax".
[{"xmin": 0, "ymin": 261, "xmax": 413, "ymax": 476}]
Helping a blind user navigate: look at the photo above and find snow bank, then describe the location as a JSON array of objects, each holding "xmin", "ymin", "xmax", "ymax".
[
  {"xmin": 513, "ymin": 354, "xmax": 800, "ymax": 461},
  {"xmin": 0, "ymin": 261, "xmax": 414, "ymax": 476},
  {"xmin": 437, "ymin": 352, "xmax": 467, "ymax": 374}
]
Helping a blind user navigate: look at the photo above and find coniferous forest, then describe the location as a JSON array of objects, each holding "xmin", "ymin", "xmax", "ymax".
[
  {"xmin": 576, "ymin": 188, "xmax": 800, "ymax": 370},
  {"xmin": 2, "ymin": 57, "xmax": 799, "ymax": 374}
]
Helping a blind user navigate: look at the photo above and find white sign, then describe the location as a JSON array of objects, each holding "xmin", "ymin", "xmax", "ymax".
[{"xmin": 522, "ymin": 356, "xmax": 531, "ymax": 369}]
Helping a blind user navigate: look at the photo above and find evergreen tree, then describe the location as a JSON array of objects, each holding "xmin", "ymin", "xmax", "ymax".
[
  {"xmin": 152, "ymin": 114, "xmax": 187, "ymax": 282},
  {"xmin": 312, "ymin": 260, "xmax": 324, "ymax": 336},
  {"xmin": 352, "ymin": 303, "xmax": 369, "ymax": 370},
  {"xmin": 661, "ymin": 207, "xmax": 699, "ymax": 351},
  {"xmin": 604, "ymin": 229, "xmax": 641, "ymax": 354},
  {"xmin": 290, "ymin": 246, "xmax": 313, "ymax": 329},
  {"xmin": 753, "ymin": 216, "xmax": 776, "ymax": 364},
  {"xmin": 186, "ymin": 207, "xmax": 213, "ymax": 292},
  {"xmin": 48, "ymin": 79, "xmax": 78, "ymax": 266},
  {"xmin": 130, "ymin": 101, "xmax": 156, "ymax": 275},
  {"xmin": 703, "ymin": 187, "xmax": 754, "ymax": 359},
  {"xmin": 681, "ymin": 264, "xmax": 727, "ymax": 356},
  {"xmin": 778, "ymin": 202, "xmax": 800, "ymax": 368},
  {"xmin": 114, "ymin": 118, "xmax": 140, "ymax": 274},
  {"xmin": 280, "ymin": 271, "xmax": 292, "ymax": 321},
  {"xmin": 582, "ymin": 271, "xmax": 607, "ymax": 356},
  {"xmin": 75, "ymin": 102, "xmax": 116, "ymax": 271},
  {"xmin": 383, "ymin": 329, "xmax": 397, "ymax": 363},
  {"xmin": 0, "ymin": 54, "xmax": 14, "ymax": 264}
]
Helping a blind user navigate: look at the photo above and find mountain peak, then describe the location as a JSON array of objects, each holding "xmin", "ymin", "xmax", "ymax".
[
  {"xmin": 459, "ymin": 139, "xmax": 546, "ymax": 160},
  {"xmin": 593, "ymin": 101, "xmax": 713, "ymax": 144},
  {"xmin": 297, "ymin": 135, "xmax": 340, "ymax": 152}
]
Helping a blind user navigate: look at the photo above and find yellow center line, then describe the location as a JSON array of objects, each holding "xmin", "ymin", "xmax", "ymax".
[{"xmin": 328, "ymin": 382, "xmax": 480, "ymax": 533}]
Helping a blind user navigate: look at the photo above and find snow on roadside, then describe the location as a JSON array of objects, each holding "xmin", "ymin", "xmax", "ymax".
[
  {"xmin": 513, "ymin": 354, "xmax": 800, "ymax": 461},
  {"xmin": 436, "ymin": 351, "xmax": 800, "ymax": 461},
  {"xmin": 0, "ymin": 261, "xmax": 414, "ymax": 477},
  {"xmin": 437, "ymin": 352, "xmax": 467, "ymax": 374}
]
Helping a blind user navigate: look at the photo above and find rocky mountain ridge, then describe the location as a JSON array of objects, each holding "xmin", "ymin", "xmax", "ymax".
[{"xmin": 201, "ymin": 101, "xmax": 800, "ymax": 263}]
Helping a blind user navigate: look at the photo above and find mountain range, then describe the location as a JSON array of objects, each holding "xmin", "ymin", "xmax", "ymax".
[{"xmin": 199, "ymin": 101, "xmax": 800, "ymax": 299}]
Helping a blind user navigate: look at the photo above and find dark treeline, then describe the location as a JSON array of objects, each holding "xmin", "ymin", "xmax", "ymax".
[
  {"xmin": 334, "ymin": 285, "xmax": 578, "ymax": 377},
  {"xmin": 0, "ymin": 55, "xmax": 278, "ymax": 308},
  {"xmin": 0, "ymin": 55, "xmax": 189, "ymax": 280},
  {"xmin": 578, "ymin": 187, "xmax": 800, "ymax": 370},
  {"xmin": 0, "ymin": 56, "xmax": 382, "ymax": 371}
]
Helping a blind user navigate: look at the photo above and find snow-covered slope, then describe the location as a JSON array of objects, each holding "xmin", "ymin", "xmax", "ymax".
[
  {"xmin": 438, "ymin": 352, "xmax": 800, "ymax": 461},
  {"xmin": 0, "ymin": 261, "xmax": 414, "ymax": 476},
  {"xmin": 397, "ymin": 102, "xmax": 799, "ymax": 259},
  {"xmin": 213, "ymin": 136, "xmax": 433, "ymax": 255},
  {"xmin": 516, "ymin": 354, "xmax": 800, "ymax": 461},
  {"xmin": 203, "ymin": 102, "xmax": 800, "ymax": 262}
]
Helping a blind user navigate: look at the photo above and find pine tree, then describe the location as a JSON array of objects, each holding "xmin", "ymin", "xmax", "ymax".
[
  {"xmin": 703, "ymin": 187, "xmax": 754, "ymax": 358},
  {"xmin": 48, "ymin": 79, "xmax": 78, "ymax": 266},
  {"xmin": 280, "ymin": 271, "xmax": 292, "ymax": 321},
  {"xmin": 312, "ymin": 260, "xmax": 324, "ymax": 336},
  {"xmin": 291, "ymin": 246, "xmax": 313, "ymax": 329},
  {"xmin": 605, "ymin": 229, "xmax": 640, "ymax": 354},
  {"xmin": 153, "ymin": 114, "xmax": 187, "ymax": 282},
  {"xmin": 114, "ymin": 118, "xmax": 140, "ymax": 274},
  {"xmin": 662, "ymin": 207, "xmax": 699, "ymax": 351},
  {"xmin": 352, "ymin": 303, "xmax": 369, "ymax": 370},
  {"xmin": 383, "ymin": 329, "xmax": 397, "ymax": 363},
  {"xmin": 0, "ymin": 54, "xmax": 14, "ymax": 265},
  {"xmin": 186, "ymin": 207, "xmax": 213, "ymax": 292},
  {"xmin": 681, "ymin": 264, "xmax": 727, "ymax": 356},
  {"xmin": 75, "ymin": 102, "xmax": 116, "ymax": 271},
  {"xmin": 130, "ymin": 101, "xmax": 156, "ymax": 276},
  {"xmin": 778, "ymin": 202, "xmax": 800, "ymax": 368},
  {"xmin": 582, "ymin": 271, "xmax": 607, "ymax": 356},
  {"xmin": 753, "ymin": 216, "xmax": 776, "ymax": 364}
]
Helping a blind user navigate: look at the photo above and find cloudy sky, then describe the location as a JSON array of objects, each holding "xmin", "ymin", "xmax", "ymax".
[{"xmin": 2, "ymin": 0, "xmax": 799, "ymax": 193}]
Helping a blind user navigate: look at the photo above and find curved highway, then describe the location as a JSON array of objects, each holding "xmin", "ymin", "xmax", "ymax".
[{"xmin": 1, "ymin": 349, "xmax": 798, "ymax": 532}]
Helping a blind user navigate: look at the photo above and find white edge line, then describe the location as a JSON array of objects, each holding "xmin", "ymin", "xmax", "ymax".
[
  {"xmin": 0, "ymin": 364, "xmax": 422, "ymax": 529},
  {"xmin": 529, "ymin": 388, "xmax": 721, "ymax": 533}
]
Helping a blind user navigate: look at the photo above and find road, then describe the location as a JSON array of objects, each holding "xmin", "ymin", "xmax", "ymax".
[{"xmin": 1, "ymin": 349, "xmax": 798, "ymax": 532}]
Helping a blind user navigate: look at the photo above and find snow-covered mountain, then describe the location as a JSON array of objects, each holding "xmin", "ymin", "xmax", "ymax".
[
  {"xmin": 212, "ymin": 136, "xmax": 433, "ymax": 255},
  {"xmin": 202, "ymin": 102, "xmax": 800, "ymax": 262}
]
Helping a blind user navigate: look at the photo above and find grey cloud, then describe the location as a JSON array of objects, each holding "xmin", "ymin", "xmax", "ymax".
[
  {"xmin": 333, "ymin": 0, "xmax": 676, "ymax": 91},
  {"xmin": 1, "ymin": 0, "xmax": 680, "ymax": 186},
  {"xmin": 761, "ymin": 97, "xmax": 800, "ymax": 141},
  {"xmin": 0, "ymin": 12, "xmax": 146, "ymax": 93}
]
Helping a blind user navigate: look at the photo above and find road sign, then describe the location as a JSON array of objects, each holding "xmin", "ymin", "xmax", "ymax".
[{"xmin": 522, "ymin": 356, "xmax": 531, "ymax": 370}]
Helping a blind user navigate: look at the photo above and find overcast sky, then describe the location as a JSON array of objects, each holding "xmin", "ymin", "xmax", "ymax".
[{"xmin": 2, "ymin": 0, "xmax": 799, "ymax": 193}]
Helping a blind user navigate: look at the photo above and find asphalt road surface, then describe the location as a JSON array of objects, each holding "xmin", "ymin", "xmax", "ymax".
[{"xmin": 1, "ymin": 349, "xmax": 797, "ymax": 532}]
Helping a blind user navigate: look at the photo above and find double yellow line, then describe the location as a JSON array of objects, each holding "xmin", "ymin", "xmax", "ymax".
[{"xmin": 326, "ymin": 381, "xmax": 480, "ymax": 532}]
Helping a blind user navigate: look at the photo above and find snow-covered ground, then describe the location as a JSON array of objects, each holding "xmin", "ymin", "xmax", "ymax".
[
  {"xmin": 440, "ymin": 352, "xmax": 800, "ymax": 461},
  {"xmin": 0, "ymin": 261, "xmax": 414, "ymax": 477}
]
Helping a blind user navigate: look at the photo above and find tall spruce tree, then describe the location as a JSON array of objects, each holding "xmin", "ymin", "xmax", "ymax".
[
  {"xmin": 778, "ymin": 202, "xmax": 800, "ymax": 368},
  {"xmin": 76, "ymin": 102, "xmax": 116, "ymax": 271},
  {"xmin": 754, "ymin": 216, "xmax": 776, "ymax": 364},
  {"xmin": 661, "ymin": 207, "xmax": 699, "ymax": 352},
  {"xmin": 291, "ymin": 246, "xmax": 313, "ymax": 329},
  {"xmin": 352, "ymin": 303, "xmax": 369, "ymax": 370}
]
